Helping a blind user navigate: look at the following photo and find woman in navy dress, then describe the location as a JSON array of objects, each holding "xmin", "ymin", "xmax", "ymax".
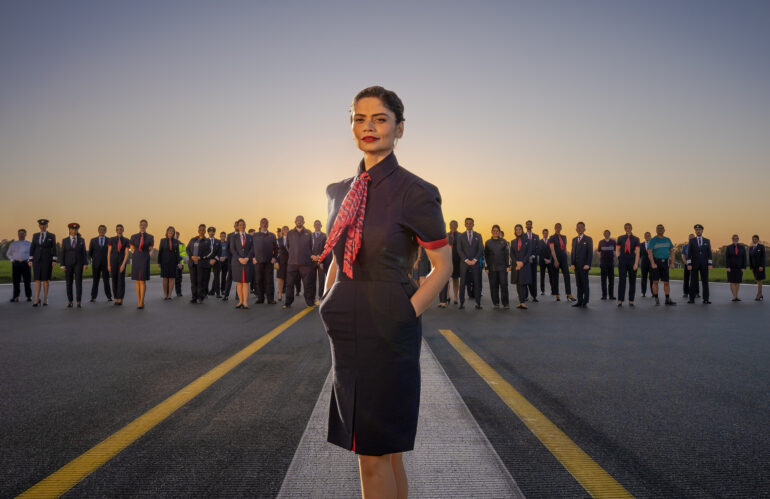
[
  {"xmin": 510, "ymin": 224, "xmax": 533, "ymax": 309},
  {"xmin": 318, "ymin": 86, "xmax": 452, "ymax": 498},
  {"xmin": 749, "ymin": 234, "xmax": 765, "ymax": 301},
  {"xmin": 158, "ymin": 226, "xmax": 182, "ymax": 300},
  {"xmin": 28, "ymin": 218, "xmax": 57, "ymax": 307},
  {"xmin": 229, "ymin": 218, "xmax": 254, "ymax": 309},
  {"xmin": 129, "ymin": 219, "xmax": 154, "ymax": 309},
  {"xmin": 107, "ymin": 224, "xmax": 130, "ymax": 306},
  {"xmin": 725, "ymin": 234, "xmax": 747, "ymax": 301}
]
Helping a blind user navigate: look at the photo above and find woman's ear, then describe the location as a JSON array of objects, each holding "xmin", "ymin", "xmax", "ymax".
[{"xmin": 395, "ymin": 120, "xmax": 404, "ymax": 139}]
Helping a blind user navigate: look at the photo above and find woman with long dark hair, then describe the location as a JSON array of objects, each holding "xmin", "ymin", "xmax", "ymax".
[
  {"xmin": 158, "ymin": 226, "xmax": 182, "ymax": 300},
  {"xmin": 318, "ymin": 86, "xmax": 452, "ymax": 498}
]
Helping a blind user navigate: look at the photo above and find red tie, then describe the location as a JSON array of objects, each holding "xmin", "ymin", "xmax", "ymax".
[
  {"xmin": 559, "ymin": 236, "xmax": 564, "ymax": 251},
  {"xmin": 318, "ymin": 171, "xmax": 371, "ymax": 279},
  {"xmin": 139, "ymin": 233, "xmax": 144, "ymax": 251},
  {"xmin": 517, "ymin": 239, "xmax": 521, "ymax": 251},
  {"xmin": 735, "ymin": 245, "xmax": 738, "ymax": 255},
  {"xmin": 169, "ymin": 239, "xmax": 172, "ymax": 250},
  {"xmin": 241, "ymin": 233, "xmax": 245, "ymax": 246},
  {"xmin": 625, "ymin": 237, "xmax": 631, "ymax": 254},
  {"xmin": 118, "ymin": 239, "xmax": 122, "ymax": 252}
]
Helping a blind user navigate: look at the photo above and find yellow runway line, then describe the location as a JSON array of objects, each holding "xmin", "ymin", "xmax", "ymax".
[
  {"xmin": 438, "ymin": 329, "xmax": 633, "ymax": 499},
  {"xmin": 19, "ymin": 306, "xmax": 317, "ymax": 499}
]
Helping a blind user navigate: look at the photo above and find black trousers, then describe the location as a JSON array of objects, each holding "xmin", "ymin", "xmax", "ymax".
[
  {"xmin": 439, "ymin": 281, "xmax": 449, "ymax": 303},
  {"xmin": 683, "ymin": 267, "xmax": 699, "ymax": 296},
  {"xmin": 459, "ymin": 262, "xmax": 482, "ymax": 305},
  {"xmin": 315, "ymin": 264, "xmax": 327, "ymax": 300},
  {"xmin": 65, "ymin": 265, "xmax": 84, "ymax": 303},
  {"xmin": 488, "ymin": 269, "xmax": 509, "ymax": 306},
  {"xmin": 12, "ymin": 261, "xmax": 32, "ymax": 299},
  {"xmin": 552, "ymin": 254, "xmax": 571, "ymax": 295},
  {"xmin": 255, "ymin": 262, "xmax": 275, "ymax": 301},
  {"xmin": 600, "ymin": 263, "xmax": 615, "ymax": 298},
  {"xmin": 110, "ymin": 267, "xmax": 126, "ymax": 300},
  {"xmin": 574, "ymin": 267, "xmax": 589, "ymax": 304},
  {"xmin": 516, "ymin": 282, "xmax": 528, "ymax": 304},
  {"xmin": 198, "ymin": 265, "xmax": 211, "ymax": 301},
  {"xmin": 539, "ymin": 261, "xmax": 553, "ymax": 294},
  {"xmin": 690, "ymin": 267, "xmax": 709, "ymax": 301},
  {"xmin": 527, "ymin": 258, "xmax": 538, "ymax": 299},
  {"xmin": 220, "ymin": 258, "xmax": 231, "ymax": 296},
  {"xmin": 91, "ymin": 263, "xmax": 112, "ymax": 300},
  {"xmin": 285, "ymin": 264, "xmax": 316, "ymax": 306},
  {"xmin": 617, "ymin": 259, "xmax": 636, "ymax": 302},
  {"xmin": 175, "ymin": 265, "xmax": 183, "ymax": 295},
  {"xmin": 210, "ymin": 261, "xmax": 221, "ymax": 295},
  {"xmin": 640, "ymin": 261, "xmax": 652, "ymax": 295}
]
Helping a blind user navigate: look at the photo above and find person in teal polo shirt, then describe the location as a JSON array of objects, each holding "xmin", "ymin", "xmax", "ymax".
[{"xmin": 646, "ymin": 224, "xmax": 677, "ymax": 306}]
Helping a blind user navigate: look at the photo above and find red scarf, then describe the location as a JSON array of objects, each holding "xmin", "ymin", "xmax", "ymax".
[{"xmin": 318, "ymin": 171, "xmax": 371, "ymax": 279}]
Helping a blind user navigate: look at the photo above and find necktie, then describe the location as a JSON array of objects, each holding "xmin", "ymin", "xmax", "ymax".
[
  {"xmin": 698, "ymin": 237, "xmax": 702, "ymax": 247},
  {"xmin": 241, "ymin": 233, "xmax": 245, "ymax": 247},
  {"xmin": 468, "ymin": 231, "xmax": 472, "ymax": 244},
  {"xmin": 100, "ymin": 237, "xmax": 103, "ymax": 246},
  {"xmin": 517, "ymin": 239, "xmax": 521, "ymax": 251},
  {"xmin": 40, "ymin": 233, "xmax": 44, "ymax": 244},
  {"xmin": 735, "ymin": 245, "xmax": 738, "ymax": 256},
  {"xmin": 318, "ymin": 171, "xmax": 371, "ymax": 279},
  {"xmin": 559, "ymin": 236, "xmax": 564, "ymax": 251},
  {"xmin": 118, "ymin": 239, "xmax": 122, "ymax": 252},
  {"xmin": 140, "ymin": 233, "xmax": 144, "ymax": 251},
  {"xmin": 578, "ymin": 235, "xmax": 582, "ymax": 244},
  {"xmin": 169, "ymin": 239, "xmax": 172, "ymax": 250},
  {"xmin": 71, "ymin": 237, "xmax": 75, "ymax": 248},
  {"xmin": 625, "ymin": 237, "xmax": 631, "ymax": 254}
]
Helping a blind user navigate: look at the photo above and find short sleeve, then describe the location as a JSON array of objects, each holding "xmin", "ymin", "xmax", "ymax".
[{"xmin": 402, "ymin": 179, "xmax": 448, "ymax": 249}]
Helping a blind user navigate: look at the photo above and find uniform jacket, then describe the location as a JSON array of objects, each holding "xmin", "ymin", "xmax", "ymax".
[
  {"xmin": 29, "ymin": 231, "xmax": 58, "ymax": 263},
  {"xmin": 484, "ymin": 238, "xmax": 510, "ymax": 271},
  {"xmin": 749, "ymin": 244, "xmax": 766, "ymax": 270},
  {"xmin": 686, "ymin": 237, "xmax": 713, "ymax": 268},
  {"xmin": 286, "ymin": 227, "xmax": 313, "ymax": 266},
  {"xmin": 571, "ymin": 234, "xmax": 593, "ymax": 268},
  {"xmin": 456, "ymin": 230, "xmax": 483, "ymax": 263},
  {"xmin": 229, "ymin": 232, "xmax": 254, "ymax": 261},
  {"xmin": 725, "ymin": 244, "xmax": 747, "ymax": 269},
  {"xmin": 61, "ymin": 234, "xmax": 88, "ymax": 267},
  {"xmin": 88, "ymin": 236, "xmax": 110, "ymax": 268},
  {"xmin": 616, "ymin": 234, "xmax": 640, "ymax": 262},
  {"xmin": 253, "ymin": 231, "xmax": 279, "ymax": 263}
]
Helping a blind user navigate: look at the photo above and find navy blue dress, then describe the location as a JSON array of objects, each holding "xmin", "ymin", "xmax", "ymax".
[
  {"xmin": 318, "ymin": 152, "xmax": 447, "ymax": 456},
  {"xmin": 130, "ymin": 232, "xmax": 154, "ymax": 281},
  {"xmin": 158, "ymin": 237, "xmax": 182, "ymax": 278}
]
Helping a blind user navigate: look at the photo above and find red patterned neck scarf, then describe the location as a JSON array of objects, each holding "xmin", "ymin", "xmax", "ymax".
[{"xmin": 318, "ymin": 171, "xmax": 371, "ymax": 279}]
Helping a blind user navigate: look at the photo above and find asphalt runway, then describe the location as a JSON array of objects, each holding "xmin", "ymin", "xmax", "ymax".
[{"xmin": 1, "ymin": 275, "xmax": 767, "ymax": 498}]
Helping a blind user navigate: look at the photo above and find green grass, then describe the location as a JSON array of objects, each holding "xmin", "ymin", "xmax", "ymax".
[
  {"xmin": 587, "ymin": 266, "xmax": 750, "ymax": 283},
  {"xmin": 0, "ymin": 261, "xmax": 189, "ymax": 283}
]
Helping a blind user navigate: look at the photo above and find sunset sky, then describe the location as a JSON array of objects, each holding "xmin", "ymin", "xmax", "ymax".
[{"xmin": 2, "ymin": 1, "xmax": 769, "ymax": 246}]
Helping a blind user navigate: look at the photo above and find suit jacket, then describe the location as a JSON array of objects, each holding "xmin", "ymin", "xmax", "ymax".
[
  {"xmin": 311, "ymin": 231, "xmax": 332, "ymax": 269},
  {"xmin": 484, "ymin": 238, "xmax": 509, "ymax": 271},
  {"xmin": 252, "ymin": 231, "xmax": 279, "ymax": 263},
  {"xmin": 749, "ymin": 244, "xmax": 766, "ymax": 270},
  {"xmin": 537, "ymin": 239, "xmax": 551, "ymax": 263},
  {"xmin": 725, "ymin": 244, "xmax": 747, "ymax": 269},
  {"xmin": 640, "ymin": 240, "xmax": 652, "ymax": 266},
  {"xmin": 229, "ymin": 232, "xmax": 254, "ymax": 261},
  {"xmin": 88, "ymin": 236, "xmax": 110, "ymax": 268},
  {"xmin": 188, "ymin": 237, "xmax": 217, "ymax": 268},
  {"xmin": 686, "ymin": 237, "xmax": 712, "ymax": 269},
  {"xmin": 524, "ymin": 232, "xmax": 539, "ymax": 262},
  {"xmin": 571, "ymin": 235, "xmax": 593, "ymax": 268},
  {"xmin": 457, "ymin": 230, "xmax": 483, "ymax": 263},
  {"xmin": 61, "ymin": 235, "xmax": 88, "ymax": 267},
  {"xmin": 286, "ymin": 227, "xmax": 313, "ymax": 266},
  {"xmin": 29, "ymin": 231, "xmax": 58, "ymax": 264}
]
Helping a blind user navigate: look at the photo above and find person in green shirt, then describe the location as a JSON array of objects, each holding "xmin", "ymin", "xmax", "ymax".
[
  {"xmin": 646, "ymin": 224, "xmax": 677, "ymax": 306},
  {"xmin": 175, "ymin": 231, "xmax": 186, "ymax": 297}
]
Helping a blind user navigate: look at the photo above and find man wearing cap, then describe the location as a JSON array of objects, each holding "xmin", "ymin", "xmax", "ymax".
[
  {"xmin": 88, "ymin": 224, "xmax": 113, "ymax": 303},
  {"xmin": 61, "ymin": 223, "xmax": 88, "ymax": 308},
  {"xmin": 647, "ymin": 224, "xmax": 677, "ymax": 306},
  {"xmin": 8, "ymin": 228, "xmax": 32, "ymax": 302},
  {"xmin": 686, "ymin": 224, "xmax": 712, "ymax": 304},
  {"xmin": 188, "ymin": 225, "xmax": 217, "ymax": 304},
  {"xmin": 28, "ymin": 219, "xmax": 57, "ymax": 307},
  {"xmin": 681, "ymin": 233, "xmax": 699, "ymax": 298}
]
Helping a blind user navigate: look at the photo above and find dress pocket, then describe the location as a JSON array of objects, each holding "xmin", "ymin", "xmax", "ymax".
[{"xmin": 397, "ymin": 281, "xmax": 418, "ymax": 320}]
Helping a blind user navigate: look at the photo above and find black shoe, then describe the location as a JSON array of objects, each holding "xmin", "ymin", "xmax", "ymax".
[
  {"xmin": 67, "ymin": 303, "xmax": 73, "ymax": 308},
  {"xmin": 90, "ymin": 298, "xmax": 96, "ymax": 303},
  {"xmin": 703, "ymin": 300, "xmax": 711, "ymax": 304},
  {"xmin": 555, "ymin": 296, "xmax": 561, "ymax": 302},
  {"xmin": 137, "ymin": 305, "xmax": 144, "ymax": 309},
  {"xmin": 531, "ymin": 298, "xmax": 538, "ymax": 303},
  {"xmin": 77, "ymin": 303, "xmax": 82, "ymax": 308},
  {"xmin": 255, "ymin": 299, "xmax": 265, "ymax": 304},
  {"xmin": 453, "ymin": 300, "xmax": 458, "ymax": 305},
  {"xmin": 282, "ymin": 304, "xmax": 290, "ymax": 309},
  {"xmin": 10, "ymin": 297, "xmax": 18, "ymax": 303},
  {"xmin": 458, "ymin": 304, "xmax": 465, "ymax": 309},
  {"xmin": 617, "ymin": 302, "xmax": 622, "ymax": 307},
  {"xmin": 609, "ymin": 296, "xmax": 616, "ymax": 300},
  {"xmin": 571, "ymin": 302, "xmax": 583, "ymax": 307},
  {"xmin": 687, "ymin": 299, "xmax": 695, "ymax": 304},
  {"xmin": 114, "ymin": 302, "xmax": 120, "ymax": 306},
  {"xmin": 190, "ymin": 298, "xmax": 197, "ymax": 304},
  {"xmin": 222, "ymin": 297, "xmax": 229, "ymax": 301},
  {"xmin": 503, "ymin": 304, "xmax": 510, "ymax": 309},
  {"xmin": 601, "ymin": 296, "xmax": 607, "ymax": 300},
  {"xmin": 177, "ymin": 293, "xmax": 183, "ymax": 297},
  {"xmin": 642, "ymin": 293, "xmax": 646, "ymax": 297},
  {"xmin": 654, "ymin": 296, "xmax": 660, "ymax": 306},
  {"xmin": 582, "ymin": 303, "xmax": 588, "ymax": 308},
  {"xmin": 472, "ymin": 304, "xmax": 481, "ymax": 309},
  {"xmin": 665, "ymin": 298, "xmax": 676, "ymax": 306},
  {"xmin": 107, "ymin": 297, "xmax": 113, "ymax": 301},
  {"xmin": 32, "ymin": 302, "xmax": 39, "ymax": 307},
  {"xmin": 216, "ymin": 294, "xmax": 221, "ymax": 298},
  {"xmin": 27, "ymin": 297, "xmax": 32, "ymax": 302},
  {"xmin": 268, "ymin": 300, "xmax": 276, "ymax": 304},
  {"xmin": 629, "ymin": 302, "xmax": 635, "ymax": 307},
  {"xmin": 235, "ymin": 304, "xmax": 243, "ymax": 309}
]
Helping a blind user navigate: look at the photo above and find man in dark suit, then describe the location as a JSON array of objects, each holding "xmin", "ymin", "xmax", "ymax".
[
  {"xmin": 205, "ymin": 227, "xmax": 222, "ymax": 299},
  {"xmin": 615, "ymin": 223, "xmax": 640, "ymax": 307},
  {"xmin": 283, "ymin": 215, "xmax": 316, "ymax": 308},
  {"xmin": 88, "ymin": 224, "xmax": 112, "ymax": 302},
  {"xmin": 175, "ymin": 231, "xmax": 185, "ymax": 297},
  {"xmin": 456, "ymin": 217, "xmax": 484, "ymax": 309},
  {"xmin": 524, "ymin": 220, "xmax": 539, "ymax": 302},
  {"xmin": 484, "ymin": 224, "xmax": 509, "ymax": 308},
  {"xmin": 253, "ymin": 217, "xmax": 279, "ymax": 304},
  {"xmin": 61, "ymin": 222, "xmax": 88, "ymax": 308},
  {"xmin": 218, "ymin": 230, "xmax": 231, "ymax": 300},
  {"xmin": 686, "ymin": 223, "xmax": 712, "ymax": 304},
  {"xmin": 639, "ymin": 232, "xmax": 653, "ymax": 297},
  {"xmin": 538, "ymin": 228, "xmax": 553, "ymax": 295},
  {"xmin": 570, "ymin": 221, "xmax": 593, "ymax": 308},
  {"xmin": 310, "ymin": 219, "xmax": 331, "ymax": 300},
  {"xmin": 188, "ymin": 224, "xmax": 217, "ymax": 304}
]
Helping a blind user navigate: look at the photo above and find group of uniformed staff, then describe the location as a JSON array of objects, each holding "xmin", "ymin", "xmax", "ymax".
[{"xmin": 8, "ymin": 218, "xmax": 767, "ymax": 309}]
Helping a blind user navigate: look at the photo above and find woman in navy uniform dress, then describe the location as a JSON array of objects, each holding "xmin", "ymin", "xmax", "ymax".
[
  {"xmin": 129, "ymin": 219, "xmax": 154, "ymax": 309},
  {"xmin": 28, "ymin": 218, "xmax": 57, "ymax": 307},
  {"xmin": 107, "ymin": 224, "xmax": 130, "ymax": 305},
  {"xmin": 725, "ymin": 234, "xmax": 747, "ymax": 301},
  {"xmin": 510, "ymin": 224, "xmax": 533, "ymax": 309},
  {"xmin": 158, "ymin": 226, "xmax": 182, "ymax": 300},
  {"xmin": 317, "ymin": 87, "xmax": 452, "ymax": 498},
  {"xmin": 749, "ymin": 234, "xmax": 765, "ymax": 301},
  {"xmin": 229, "ymin": 218, "xmax": 254, "ymax": 309}
]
